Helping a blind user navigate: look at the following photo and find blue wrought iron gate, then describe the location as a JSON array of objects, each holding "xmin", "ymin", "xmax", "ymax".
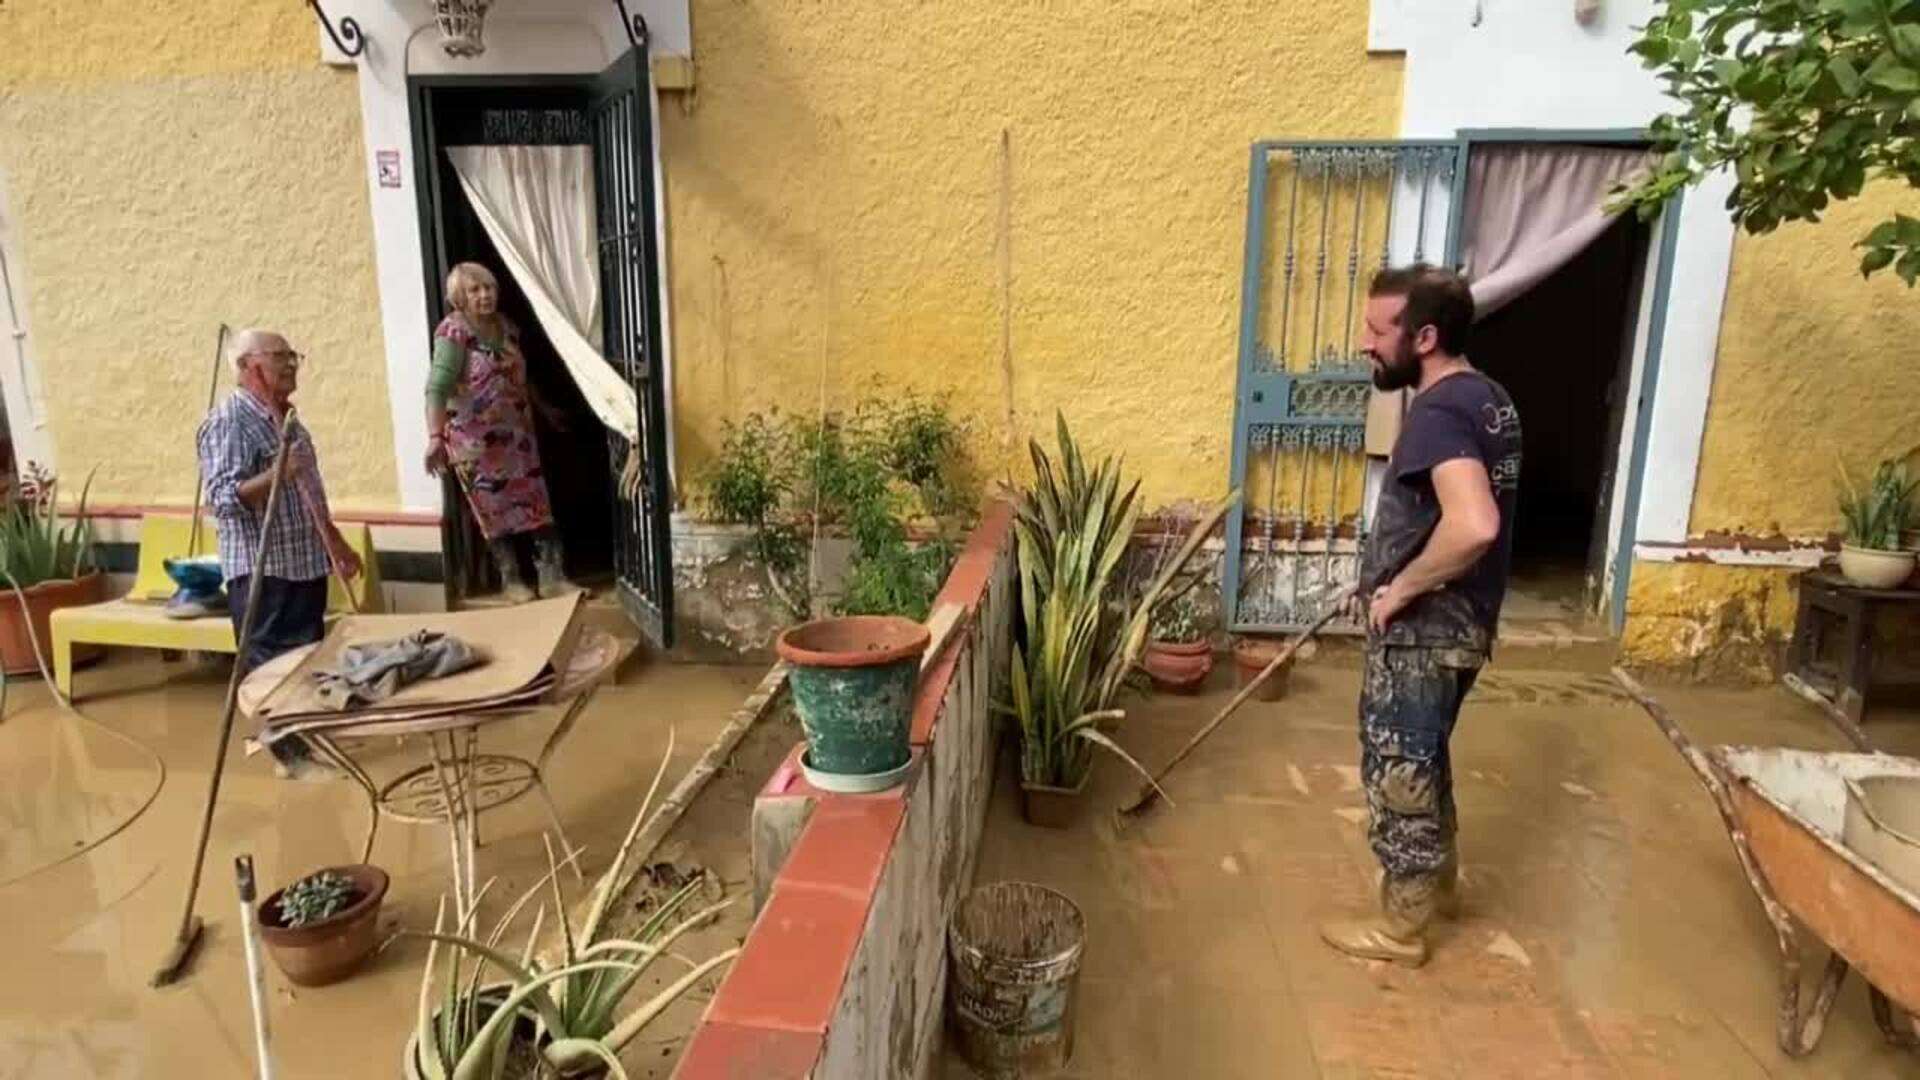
[{"xmin": 1222, "ymin": 140, "xmax": 1466, "ymax": 633}]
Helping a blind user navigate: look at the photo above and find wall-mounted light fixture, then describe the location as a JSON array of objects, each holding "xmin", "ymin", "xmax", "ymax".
[{"xmin": 433, "ymin": 0, "xmax": 492, "ymax": 58}]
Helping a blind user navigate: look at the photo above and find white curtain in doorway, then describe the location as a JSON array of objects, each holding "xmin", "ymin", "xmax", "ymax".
[
  {"xmin": 1461, "ymin": 143, "xmax": 1650, "ymax": 319},
  {"xmin": 445, "ymin": 145, "xmax": 640, "ymax": 445}
]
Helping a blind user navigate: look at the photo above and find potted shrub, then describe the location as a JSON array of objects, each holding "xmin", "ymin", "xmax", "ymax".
[
  {"xmin": 406, "ymin": 745, "xmax": 740, "ymax": 1079},
  {"xmin": 1231, "ymin": 635, "xmax": 1310, "ymax": 702},
  {"xmin": 1141, "ymin": 592, "xmax": 1211, "ymax": 693},
  {"xmin": 1837, "ymin": 459, "xmax": 1918, "ymax": 589},
  {"xmin": 776, "ymin": 615, "xmax": 931, "ymax": 792},
  {"xmin": 0, "ymin": 464, "xmax": 106, "ymax": 676},
  {"xmin": 257, "ymin": 864, "xmax": 389, "ymax": 987},
  {"xmin": 1005, "ymin": 416, "xmax": 1238, "ymax": 828}
]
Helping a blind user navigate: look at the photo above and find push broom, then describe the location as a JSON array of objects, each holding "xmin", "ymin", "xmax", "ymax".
[
  {"xmin": 1116, "ymin": 586, "xmax": 1353, "ymax": 821},
  {"xmin": 152, "ymin": 409, "xmax": 298, "ymax": 987}
]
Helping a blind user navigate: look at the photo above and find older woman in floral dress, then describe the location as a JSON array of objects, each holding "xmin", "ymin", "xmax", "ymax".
[{"xmin": 425, "ymin": 262, "xmax": 576, "ymax": 601}]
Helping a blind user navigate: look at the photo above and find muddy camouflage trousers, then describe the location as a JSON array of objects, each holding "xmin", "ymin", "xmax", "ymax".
[{"xmin": 1359, "ymin": 643, "xmax": 1483, "ymax": 884}]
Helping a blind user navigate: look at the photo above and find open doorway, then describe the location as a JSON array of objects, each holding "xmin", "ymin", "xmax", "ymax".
[
  {"xmin": 1464, "ymin": 143, "xmax": 1655, "ymax": 631},
  {"xmin": 414, "ymin": 86, "xmax": 617, "ymax": 603}
]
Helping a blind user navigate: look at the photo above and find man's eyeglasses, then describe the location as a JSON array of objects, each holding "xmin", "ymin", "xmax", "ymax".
[{"xmin": 249, "ymin": 349, "xmax": 305, "ymax": 368}]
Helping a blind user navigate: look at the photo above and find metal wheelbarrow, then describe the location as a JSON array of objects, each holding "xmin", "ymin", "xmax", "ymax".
[{"xmin": 1612, "ymin": 667, "xmax": 1920, "ymax": 1058}]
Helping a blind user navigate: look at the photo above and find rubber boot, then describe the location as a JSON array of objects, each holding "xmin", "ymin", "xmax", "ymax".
[
  {"xmin": 533, "ymin": 528, "xmax": 580, "ymax": 597},
  {"xmin": 490, "ymin": 538, "xmax": 535, "ymax": 604},
  {"xmin": 1319, "ymin": 875, "xmax": 1435, "ymax": 967},
  {"xmin": 1435, "ymin": 852, "xmax": 1461, "ymax": 920}
]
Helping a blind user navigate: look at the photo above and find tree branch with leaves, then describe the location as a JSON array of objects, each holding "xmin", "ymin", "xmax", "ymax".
[{"xmin": 1618, "ymin": 0, "xmax": 1920, "ymax": 282}]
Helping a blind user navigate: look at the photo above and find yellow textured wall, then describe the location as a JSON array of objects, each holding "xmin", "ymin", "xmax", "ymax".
[
  {"xmin": 1689, "ymin": 184, "xmax": 1920, "ymax": 538},
  {"xmin": 1620, "ymin": 561, "xmax": 1798, "ymax": 682},
  {"xmin": 0, "ymin": 1, "xmax": 398, "ymax": 510},
  {"xmin": 660, "ymin": 2, "xmax": 1401, "ymax": 507}
]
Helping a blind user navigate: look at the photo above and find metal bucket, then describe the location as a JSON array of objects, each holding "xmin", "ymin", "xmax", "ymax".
[{"xmin": 947, "ymin": 882, "xmax": 1085, "ymax": 1076}]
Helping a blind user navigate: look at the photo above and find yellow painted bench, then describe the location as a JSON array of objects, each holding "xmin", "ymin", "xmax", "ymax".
[{"xmin": 50, "ymin": 514, "xmax": 383, "ymax": 699}]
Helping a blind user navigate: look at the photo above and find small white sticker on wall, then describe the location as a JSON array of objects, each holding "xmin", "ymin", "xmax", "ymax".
[{"xmin": 376, "ymin": 150, "xmax": 403, "ymax": 189}]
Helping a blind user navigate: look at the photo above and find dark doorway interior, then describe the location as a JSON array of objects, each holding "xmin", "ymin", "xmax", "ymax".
[
  {"xmin": 421, "ymin": 87, "xmax": 616, "ymax": 599},
  {"xmin": 1471, "ymin": 208, "xmax": 1653, "ymax": 601}
]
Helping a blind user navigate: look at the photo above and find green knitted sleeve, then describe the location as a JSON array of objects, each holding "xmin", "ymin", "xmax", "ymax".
[{"xmin": 426, "ymin": 335, "xmax": 467, "ymax": 409}]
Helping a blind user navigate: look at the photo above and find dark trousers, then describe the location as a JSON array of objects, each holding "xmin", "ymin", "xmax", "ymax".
[
  {"xmin": 228, "ymin": 575, "xmax": 328, "ymax": 764},
  {"xmin": 1358, "ymin": 644, "xmax": 1482, "ymax": 884}
]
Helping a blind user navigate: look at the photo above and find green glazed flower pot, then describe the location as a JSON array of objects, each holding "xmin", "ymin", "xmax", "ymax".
[{"xmin": 777, "ymin": 616, "xmax": 930, "ymax": 788}]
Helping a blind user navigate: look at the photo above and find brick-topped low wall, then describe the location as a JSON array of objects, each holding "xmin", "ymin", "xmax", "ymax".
[{"xmin": 676, "ymin": 502, "xmax": 1016, "ymax": 1079}]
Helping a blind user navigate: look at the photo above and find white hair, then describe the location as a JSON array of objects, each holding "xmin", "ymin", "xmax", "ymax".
[{"xmin": 227, "ymin": 327, "xmax": 287, "ymax": 372}]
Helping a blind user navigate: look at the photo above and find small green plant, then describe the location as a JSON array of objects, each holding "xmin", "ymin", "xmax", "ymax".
[
  {"xmin": 1838, "ymin": 458, "xmax": 1919, "ymax": 550},
  {"xmin": 0, "ymin": 463, "xmax": 97, "ymax": 591},
  {"xmin": 1004, "ymin": 414, "xmax": 1239, "ymax": 792},
  {"xmin": 1149, "ymin": 590, "xmax": 1206, "ymax": 644},
  {"xmin": 701, "ymin": 390, "xmax": 974, "ymax": 622},
  {"xmin": 277, "ymin": 870, "xmax": 358, "ymax": 929}
]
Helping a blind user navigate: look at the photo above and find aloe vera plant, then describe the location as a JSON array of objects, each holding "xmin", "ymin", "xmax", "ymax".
[
  {"xmin": 408, "ymin": 731, "xmax": 741, "ymax": 1080},
  {"xmin": 0, "ymin": 463, "xmax": 97, "ymax": 590},
  {"xmin": 1007, "ymin": 415, "xmax": 1238, "ymax": 792}
]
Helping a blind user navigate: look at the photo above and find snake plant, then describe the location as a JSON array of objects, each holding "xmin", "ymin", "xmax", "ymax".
[
  {"xmin": 1006, "ymin": 414, "xmax": 1238, "ymax": 791},
  {"xmin": 408, "ymin": 730, "xmax": 741, "ymax": 1079},
  {"xmin": 1838, "ymin": 457, "xmax": 1919, "ymax": 551}
]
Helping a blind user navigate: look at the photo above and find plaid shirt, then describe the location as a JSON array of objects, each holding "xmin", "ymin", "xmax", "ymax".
[{"xmin": 196, "ymin": 389, "xmax": 334, "ymax": 584}]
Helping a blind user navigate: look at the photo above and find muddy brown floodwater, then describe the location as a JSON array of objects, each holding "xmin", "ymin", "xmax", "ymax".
[
  {"xmin": 0, "ymin": 647, "xmax": 781, "ymax": 1078},
  {"xmin": 947, "ymin": 644, "xmax": 1920, "ymax": 1079}
]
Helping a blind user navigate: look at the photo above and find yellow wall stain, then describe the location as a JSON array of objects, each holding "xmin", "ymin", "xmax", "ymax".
[{"xmin": 1619, "ymin": 560, "xmax": 1799, "ymax": 681}]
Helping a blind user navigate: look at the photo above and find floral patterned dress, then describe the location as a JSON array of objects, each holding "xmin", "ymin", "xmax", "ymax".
[{"xmin": 434, "ymin": 313, "xmax": 555, "ymax": 540}]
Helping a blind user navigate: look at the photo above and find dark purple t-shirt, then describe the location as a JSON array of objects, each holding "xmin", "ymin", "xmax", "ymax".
[{"xmin": 1359, "ymin": 369, "xmax": 1522, "ymax": 652}]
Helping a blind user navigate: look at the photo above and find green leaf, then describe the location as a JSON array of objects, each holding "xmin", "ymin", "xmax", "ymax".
[
  {"xmin": 1897, "ymin": 249, "xmax": 1920, "ymax": 285},
  {"xmin": 1860, "ymin": 246, "xmax": 1898, "ymax": 275},
  {"xmin": 1865, "ymin": 49, "xmax": 1920, "ymax": 92},
  {"xmin": 1829, "ymin": 55, "xmax": 1866, "ymax": 95}
]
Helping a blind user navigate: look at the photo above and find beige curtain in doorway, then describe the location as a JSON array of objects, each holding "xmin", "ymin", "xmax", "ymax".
[
  {"xmin": 445, "ymin": 145, "xmax": 640, "ymax": 446},
  {"xmin": 1362, "ymin": 143, "xmax": 1648, "ymax": 462},
  {"xmin": 1461, "ymin": 143, "xmax": 1650, "ymax": 319}
]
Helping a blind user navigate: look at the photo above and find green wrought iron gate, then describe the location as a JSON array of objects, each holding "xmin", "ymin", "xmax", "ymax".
[{"xmin": 1222, "ymin": 140, "xmax": 1466, "ymax": 633}]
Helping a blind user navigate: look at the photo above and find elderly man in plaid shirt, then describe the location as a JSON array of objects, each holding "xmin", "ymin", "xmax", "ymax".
[{"xmin": 197, "ymin": 328, "xmax": 362, "ymax": 777}]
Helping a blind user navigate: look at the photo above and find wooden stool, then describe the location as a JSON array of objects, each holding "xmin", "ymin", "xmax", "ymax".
[{"xmin": 1785, "ymin": 568, "xmax": 1920, "ymax": 726}]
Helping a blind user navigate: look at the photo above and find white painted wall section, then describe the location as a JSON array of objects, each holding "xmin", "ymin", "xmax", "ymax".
[
  {"xmin": 0, "ymin": 175, "xmax": 56, "ymax": 478},
  {"xmin": 323, "ymin": 0, "xmax": 688, "ymax": 513},
  {"xmin": 1371, "ymin": 0, "xmax": 1735, "ymax": 546}
]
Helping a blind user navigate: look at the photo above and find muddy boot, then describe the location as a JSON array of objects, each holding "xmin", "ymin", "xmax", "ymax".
[
  {"xmin": 490, "ymin": 538, "xmax": 535, "ymax": 604},
  {"xmin": 1435, "ymin": 852, "xmax": 1461, "ymax": 920},
  {"xmin": 533, "ymin": 529, "xmax": 579, "ymax": 597},
  {"xmin": 1319, "ymin": 876, "xmax": 1434, "ymax": 967}
]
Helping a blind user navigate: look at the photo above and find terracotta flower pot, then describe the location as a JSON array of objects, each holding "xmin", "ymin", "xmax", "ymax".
[
  {"xmin": 1021, "ymin": 768, "xmax": 1091, "ymax": 829},
  {"xmin": 0, "ymin": 571, "xmax": 106, "ymax": 677},
  {"xmin": 1231, "ymin": 637, "xmax": 1294, "ymax": 702},
  {"xmin": 1141, "ymin": 638, "xmax": 1212, "ymax": 693},
  {"xmin": 258, "ymin": 864, "xmax": 388, "ymax": 987}
]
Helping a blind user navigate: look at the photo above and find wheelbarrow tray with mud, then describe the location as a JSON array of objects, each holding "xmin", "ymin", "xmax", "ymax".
[{"xmin": 1613, "ymin": 668, "xmax": 1920, "ymax": 1058}]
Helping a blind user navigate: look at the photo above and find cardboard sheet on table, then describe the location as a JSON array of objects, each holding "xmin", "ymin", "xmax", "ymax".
[
  {"xmin": 262, "ymin": 676, "xmax": 558, "ymax": 742},
  {"xmin": 253, "ymin": 593, "xmax": 583, "ymax": 720}
]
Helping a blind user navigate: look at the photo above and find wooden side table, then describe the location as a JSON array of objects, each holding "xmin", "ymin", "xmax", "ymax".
[{"xmin": 1784, "ymin": 568, "xmax": 1920, "ymax": 729}]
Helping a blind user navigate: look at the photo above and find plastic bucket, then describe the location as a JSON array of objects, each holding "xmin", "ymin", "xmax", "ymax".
[{"xmin": 947, "ymin": 882, "xmax": 1085, "ymax": 1075}]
